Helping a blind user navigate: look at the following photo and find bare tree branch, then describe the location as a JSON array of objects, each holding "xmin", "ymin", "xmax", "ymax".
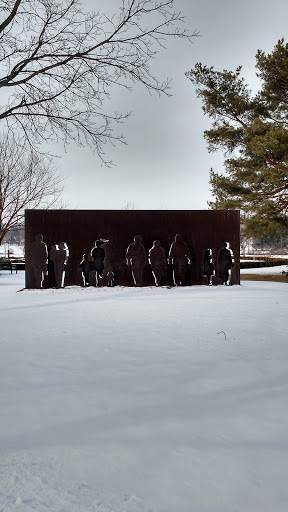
[
  {"xmin": 0, "ymin": 0, "xmax": 21, "ymax": 35},
  {"xmin": 0, "ymin": 0, "xmax": 197, "ymax": 162}
]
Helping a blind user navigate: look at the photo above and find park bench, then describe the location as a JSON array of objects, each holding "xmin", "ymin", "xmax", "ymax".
[{"xmin": 0, "ymin": 260, "xmax": 18, "ymax": 274}]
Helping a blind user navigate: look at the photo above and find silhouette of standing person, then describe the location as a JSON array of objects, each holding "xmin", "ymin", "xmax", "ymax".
[
  {"xmin": 203, "ymin": 248, "xmax": 214, "ymax": 285},
  {"xmin": 91, "ymin": 239, "xmax": 107, "ymax": 286},
  {"xmin": 168, "ymin": 234, "xmax": 192, "ymax": 286},
  {"xmin": 50, "ymin": 242, "xmax": 69, "ymax": 288},
  {"xmin": 148, "ymin": 240, "xmax": 167, "ymax": 286},
  {"xmin": 49, "ymin": 244, "xmax": 58, "ymax": 286},
  {"xmin": 218, "ymin": 242, "xmax": 233, "ymax": 285},
  {"xmin": 30, "ymin": 233, "xmax": 48, "ymax": 288},
  {"xmin": 126, "ymin": 235, "xmax": 147, "ymax": 286},
  {"xmin": 79, "ymin": 254, "xmax": 92, "ymax": 286}
]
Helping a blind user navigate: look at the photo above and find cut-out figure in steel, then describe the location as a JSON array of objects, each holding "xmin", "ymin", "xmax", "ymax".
[
  {"xmin": 148, "ymin": 240, "xmax": 167, "ymax": 286},
  {"xmin": 168, "ymin": 234, "xmax": 192, "ymax": 286},
  {"xmin": 49, "ymin": 244, "xmax": 58, "ymax": 261},
  {"xmin": 80, "ymin": 253, "xmax": 92, "ymax": 286},
  {"xmin": 126, "ymin": 235, "xmax": 147, "ymax": 286},
  {"xmin": 31, "ymin": 233, "xmax": 48, "ymax": 288},
  {"xmin": 91, "ymin": 239, "xmax": 107, "ymax": 286},
  {"xmin": 50, "ymin": 242, "xmax": 69, "ymax": 288},
  {"xmin": 203, "ymin": 248, "xmax": 214, "ymax": 285},
  {"xmin": 105, "ymin": 266, "xmax": 115, "ymax": 287},
  {"xmin": 218, "ymin": 242, "xmax": 233, "ymax": 285},
  {"xmin": 49, "ymin": 244, "xmax": 58, "ymax": 287}
]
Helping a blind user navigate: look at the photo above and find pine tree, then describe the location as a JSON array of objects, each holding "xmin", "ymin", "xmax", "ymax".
[{"xmin": 186, "ymin": 39, "xmax": 288, "ymax": 238}]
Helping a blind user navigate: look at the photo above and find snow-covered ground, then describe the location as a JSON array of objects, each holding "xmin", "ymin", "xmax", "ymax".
[
  {"xmin": 0, "ymin": 271, "xmax": 288, "ymax": 512},
  {"xmin": 241, "ymin": 264, "xmax": 287, "ymax": 275}
]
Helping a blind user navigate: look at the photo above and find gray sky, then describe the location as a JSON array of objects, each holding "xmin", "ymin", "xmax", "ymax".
[{"xmin": 56, "ymin": 0, "xmax": 288, "ymax": 210}]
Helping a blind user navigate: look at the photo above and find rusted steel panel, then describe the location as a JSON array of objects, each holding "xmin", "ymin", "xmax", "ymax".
[{"xmin": 25, "ymin": 209, "xmax": 240, "ymax": 288}]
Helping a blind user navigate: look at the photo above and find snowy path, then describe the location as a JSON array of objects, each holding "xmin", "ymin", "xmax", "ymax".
[{"xmin": 0, "ymin": 272, "xmax": 288, "ymax": 511}]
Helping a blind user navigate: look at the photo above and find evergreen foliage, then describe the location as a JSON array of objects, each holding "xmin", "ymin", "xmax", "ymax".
[{"xmin": 186, "ymin": 39, "xmax": 288, "ymax": 238}]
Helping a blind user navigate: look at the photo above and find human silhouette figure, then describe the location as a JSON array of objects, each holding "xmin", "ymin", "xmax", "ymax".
[
  {"xmin": 30, "ymin": 233, "xmax": 48, "ymax": 288},
  {"xmin": 126, "ymin": 235, "xmax": 147, "ymax": 286},
  {"xmin": 50, "ymin": 242, "xmax": 69, "ymax": 288},
  {"xmin": 168, "ymin": 234, "xmax": 192, "ymax": 286},
  {"xmin": 91, "ymin": 239, "xmax": 107, "ymax": 286},
  {"xmin": 49, "ymin": 244, "xmax": 58, "ymax": 286},
  {"xmin": 148, "ymin": 240, "xmax": 167, "ymax": 286},
  {"xmin": 218, "ymin": 242, "xmax": 233, "ymax": 285},
  {"xmin": 79, "ymin": 253, "xmax": 92, "ymax": 286},
  {"xmin": 203, "ymin": 248, "xmax": 214, "ymax": 285},
  {"xmin": 104, "ymin": 266, "xmax": 114, "ymax": 287}
]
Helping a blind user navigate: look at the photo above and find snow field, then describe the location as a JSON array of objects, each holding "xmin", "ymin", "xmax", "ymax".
[
  {"xmin": 0, "ymin": 272, "xmax": 288, "ymax": 511},
  {"xmin": 240, "ymin": 264, "xmax": 287, "ymax": 274}
]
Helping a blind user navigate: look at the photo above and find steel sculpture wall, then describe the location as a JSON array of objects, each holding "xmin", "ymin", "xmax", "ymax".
[{"xmin": 25, "ymin": 209, "xmax": 240, "ymax": 288}]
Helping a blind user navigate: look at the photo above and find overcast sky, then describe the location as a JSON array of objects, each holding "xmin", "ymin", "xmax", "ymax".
[{"xmin": 56, "ymin": 0, "xmax": 288, "ymax": 211}]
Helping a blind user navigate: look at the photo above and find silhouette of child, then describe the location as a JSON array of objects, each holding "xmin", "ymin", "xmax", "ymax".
[
  {"xmin": 203, "ymin": 248, "xmax": 214, "ymax": 285},
  {"xmin": 80, "ymin": 253, "xmax": 91, "ymax": 286},
  {"xmin": 91, "ymin": 240, "xmax": 106, "ymax": 286}
]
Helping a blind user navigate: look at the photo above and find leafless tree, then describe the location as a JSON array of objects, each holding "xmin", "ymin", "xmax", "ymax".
[
  {"xmin": 0, "ymin": 132, "xmax": 63, "ymax": 245},
  {"xmin": 0, "ymin": 0, "xmax": 197, "ymax": 162}
]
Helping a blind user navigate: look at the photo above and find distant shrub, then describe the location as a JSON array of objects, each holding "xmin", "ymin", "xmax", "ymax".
[{"xmin": 241, "ymin": 259, "xmax": 288, "ymax": 269}]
